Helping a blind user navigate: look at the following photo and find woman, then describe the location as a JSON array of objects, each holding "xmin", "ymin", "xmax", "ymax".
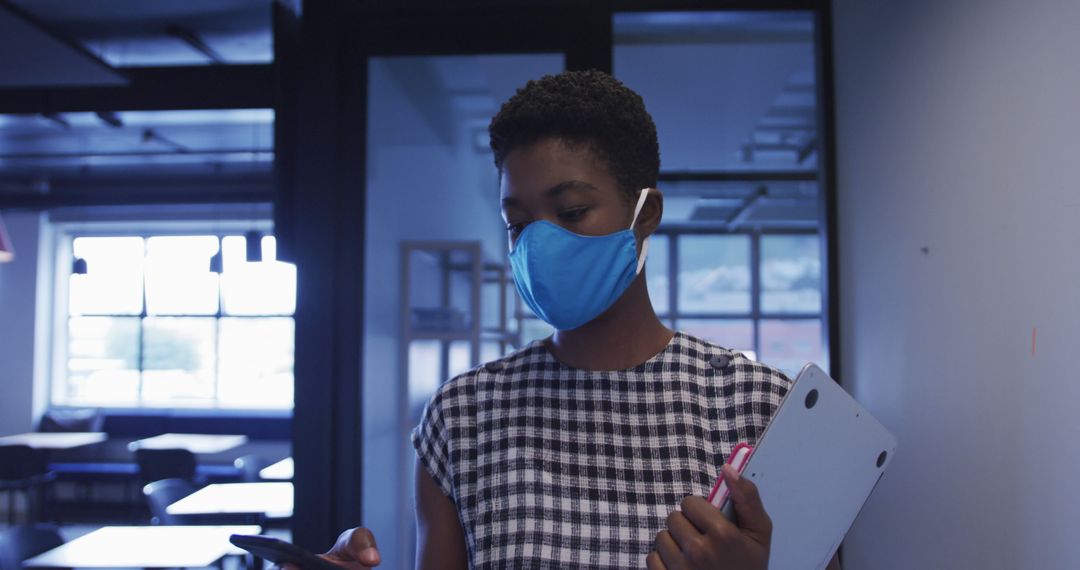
[{"xmin": 305, "ymin": 71, "xmax": 838, "ymax": 569}]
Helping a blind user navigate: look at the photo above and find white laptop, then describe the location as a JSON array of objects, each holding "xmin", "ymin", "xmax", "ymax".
[{"xmin": 728, "ymin": 363, "xmax": 897, "ymax": 570}]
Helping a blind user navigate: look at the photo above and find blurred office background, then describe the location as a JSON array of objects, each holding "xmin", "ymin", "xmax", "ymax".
[{"xmin": 0, "ymin": 0, "xmax": 1077, "ymax": 569}]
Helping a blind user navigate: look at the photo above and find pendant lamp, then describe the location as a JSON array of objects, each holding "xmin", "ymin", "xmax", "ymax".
[{"xmin": 0, "ymin": 213, "xmax": 13, "ymax": 263}]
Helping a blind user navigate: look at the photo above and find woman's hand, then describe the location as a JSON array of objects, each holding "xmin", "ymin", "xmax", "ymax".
[
  {"xmin": 275, "ymin": 528, "xmax": 381, "ymax": 570},
  {"xmin": 646, "ymin": 464, "xmax": 771, "ymax": 570}
]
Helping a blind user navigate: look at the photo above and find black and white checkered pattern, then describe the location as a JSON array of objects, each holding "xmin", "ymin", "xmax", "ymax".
[{"xmin": 411, "ymin": 331, "xmax": 791, "ymax": 569}]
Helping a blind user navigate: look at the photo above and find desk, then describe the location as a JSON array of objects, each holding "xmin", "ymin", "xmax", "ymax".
[
  {"xmin": 22, "ymin": 525, "xmax": 260, "ymax": 568},
  {"xmin": 128, "ymin": 433, "xmax": 248, "ymax": 454},
  {"xmin": 0, "ymin": 432, "xmax": 106, "ymax": 450},
  {"xmin": 259, "ymin": 457, "xmax": 293, "ymax": 480},
  {"xmin": 167, "ymin": 482, "xmax": 293, "ymax": 519}
]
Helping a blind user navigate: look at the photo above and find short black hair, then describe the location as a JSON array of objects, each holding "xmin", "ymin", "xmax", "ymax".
[{"xmin": 488, "ymin": 70, "xmax": 660, "ymax": 200}]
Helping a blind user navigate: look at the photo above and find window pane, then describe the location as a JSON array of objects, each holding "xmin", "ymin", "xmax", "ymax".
[
  {"xmin": 504, "ymin": 283, "xmax": 519, "ymax": 335},
  {"xmin": 70, "ymin": 237, "xmax": 144, "ymax": 315},
  {"xmin": 449, "ymin": 341, "xmax": 472, "ymax": 379},
  {"xmin": 145, "ymin": 236, "xmax": 220, "ymax": 315},
  {"xmin": 758, "ymin": 318, "xmax": 825, "ymax": 377},
  {"xmin": 141, "ymin": 317, "xmax": 216, "ymax": 407},
  {"xmin": 677, "ymin": 319, "xmax": 754, "ymax": 355},
  {"xmin": 482, "ymin": 341, "xmax": 503, "ymax": 363},
  {"xmin": 217, "ymin": 317, "xmax": 294, "ymax": 409},
  {"xmin": 761, "ymin": 235, "xmax": 821, "ymax": 313},
  {"xmin": 222, "ymin": 235, "xmax": 297, "ymax": 315},
  {"xmin": 678, "ymin": 235, "xmax": 751, "ymax": 313},
  {"xmin": 407, "ymin": 340, "xmax": 441, "ymax": 414},
  {"xmin": 481, "ymin": 281, "xmax": 502, "ymax": 330},
  {"xmin": 65, "ymin": 317, "xmax": 140, "ymax": 405},
  {"xmin": 646, "ymin": 234, "xmax": 670, "ymax": 315}
]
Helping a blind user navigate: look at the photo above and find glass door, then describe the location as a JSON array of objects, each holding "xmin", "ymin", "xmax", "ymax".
[{"xmin": 362, "ymin": 53, "xmax": 564, "ymax": 570}]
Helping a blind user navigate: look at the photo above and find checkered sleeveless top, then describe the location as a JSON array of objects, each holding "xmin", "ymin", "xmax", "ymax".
[{"xmin": 411, "ymin": 331, "xmax": 791, "ymax": 569}]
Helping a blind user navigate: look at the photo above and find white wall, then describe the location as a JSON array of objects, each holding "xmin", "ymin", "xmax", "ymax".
[
  {"xmin": 833, "ymin": 0, "xmax": 1080, "ymax": 567},
  {"xmin": 0, "ymin": 211, "xmax": 49, "ymax": 436}
]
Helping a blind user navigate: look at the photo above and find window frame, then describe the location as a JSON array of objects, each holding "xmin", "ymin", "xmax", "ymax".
[
  {"xmin": 653, "ymin": 226, "xmax": 825, "ymax": 371},
  {"xmin": 50, "ymin": 221, "xmax": 295, "ymax": 413}
]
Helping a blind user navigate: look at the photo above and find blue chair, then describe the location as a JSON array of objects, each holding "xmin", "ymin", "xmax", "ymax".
[
  {"xmin": 0, "ymin": 446, "xmax": 56, "ymax": 525},
  {"xmin": 142, "ymin": 478, "xmax": 196, "ymax": 525},
  {"xmin": 135, "ymin": 448, "xmax": 197, "ymax": 485},
  {"xmin": 233, "ymin": 455, "xmax": 266, "ymax": 482},
  {"xmin": 38, "ymin": 409, "xmax": 104, "ymax": 433},
  {"xmin": 0, "ymin": 524, "xmax": 65, "ymax": 570}
]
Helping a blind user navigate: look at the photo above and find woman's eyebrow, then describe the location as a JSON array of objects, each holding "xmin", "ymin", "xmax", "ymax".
[
  {"xmin": 545, "ymin": 180, "xmax": 599, "ymax": 198},
  {"xmin": 501, "ymin": 180, "xmax": 598, "ymax": 208}
]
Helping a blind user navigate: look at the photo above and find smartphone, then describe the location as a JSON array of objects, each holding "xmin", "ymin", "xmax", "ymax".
[
  {"xmin": 229, "ymin": 534, "xmax": 344, "ymax": 570},
  {"xmin": 705, "ymin": 442, "xmax": 754, "ymax": 519}
]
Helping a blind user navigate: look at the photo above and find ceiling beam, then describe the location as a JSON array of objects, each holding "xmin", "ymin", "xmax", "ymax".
[
  {"xmin": 167, "ymin": 25, "xmax": 226, "ymax": 65},
  {"xmin": 0, "ymin": 149, "xmax": 272, "ymax": 160},
  {"xmin": 0, "ymin": 64, "xmax": 274, "ymax": 113},
  {"xmin": 0, "ymin": 186, "xmax": 272, "ymax": 210},
  {"xmin": 726, "ymin": 185, "xmax": 768, "ymax": 229},
  {"xmin": 658, "ymin": 170, "xmax": 818, "ymax": 182},
  {"xmin": 798, "ymin": 136, "xmax": 818, "ymax": 163},
  {"xmin": 0, "ymin": 172, "xmax": 272, "ymax": 210}
]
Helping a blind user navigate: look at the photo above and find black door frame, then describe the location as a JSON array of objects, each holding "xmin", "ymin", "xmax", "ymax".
[{"xmin": 284, "ymin": 0, "xmax": 839, "ymax": 556}]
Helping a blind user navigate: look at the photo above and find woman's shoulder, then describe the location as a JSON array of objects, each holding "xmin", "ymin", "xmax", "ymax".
[
  {"xmin": 427, "ymin": 339, "xmax": 550, "ymax": 405},
  {"xmin": 674, "ymin": 331, "xmax": 793, "ymax": 394}
]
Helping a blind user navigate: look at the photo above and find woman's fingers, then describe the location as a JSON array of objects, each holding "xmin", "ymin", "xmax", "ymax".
[
  {"xmin": 324, "ymin": 528, "xmax": 381, "ymax": 568},
  {"xmin": 680, "ymin": 495, "xmax": 733, "ymax": 537},
  {"xmin": 665, "ymin": 507, "xmax": 705, "ymax": 548},
  {"xmin": 654, "ymin": 530, "xmax": 686, "ymax": 570},
  {"xmin": 722, "ymin": 464, "xmax": 773, "ymax": 542}
]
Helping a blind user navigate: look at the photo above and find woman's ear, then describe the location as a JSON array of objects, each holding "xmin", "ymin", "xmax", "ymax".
[{"xmin": 636, "ymin": 187, "xmax": 664, "ymax": 238}]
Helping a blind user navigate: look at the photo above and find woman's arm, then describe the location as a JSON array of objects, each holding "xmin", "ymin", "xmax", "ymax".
[{"xmin": 414, "ymin": 457, "xmax": 468, "ymax": 570}]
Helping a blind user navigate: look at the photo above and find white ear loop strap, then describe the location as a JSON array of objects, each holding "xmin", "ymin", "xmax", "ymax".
[
  {"xmin": 629, "ymin": 187, "xmax": 650, "ymax": 230},
  {"xmin": 630, "ymin": 188, "xmax": 652, "ymax": 275}
]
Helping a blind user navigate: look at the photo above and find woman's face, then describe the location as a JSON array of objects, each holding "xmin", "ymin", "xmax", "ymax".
[{"xmin": 499, "ymin": 137, "xmax": 635, "ymax": 249}]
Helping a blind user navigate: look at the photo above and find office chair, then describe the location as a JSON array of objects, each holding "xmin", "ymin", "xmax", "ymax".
[
  {"xmin": 142, "ymin": 478, "xmax": 196, "ymax": 525},
  {"xmin": 233, "ymin": 454, "xmax": 267, "ymax": 482},
  {"xmin": 0, "ymin": 524, "xmax": 65, "ymax": 570},
  {"xmin": 134, "ymin": 447, "xmax": 197, "ymax": 485},
  {"xmin": 0, "ymin": 445, "xmax": 56, "ymax": 525}
]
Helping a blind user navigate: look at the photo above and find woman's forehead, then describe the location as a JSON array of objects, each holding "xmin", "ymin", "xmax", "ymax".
[{"xmin": 499, "ymin": 138, "xmax": 618, "ymax": 200}]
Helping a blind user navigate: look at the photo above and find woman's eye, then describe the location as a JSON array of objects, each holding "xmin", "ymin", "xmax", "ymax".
[{"xmin": 558, "ymin": 207, "xmax": 589, "ymax": 222}]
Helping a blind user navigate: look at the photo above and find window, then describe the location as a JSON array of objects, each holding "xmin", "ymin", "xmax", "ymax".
[
  {"xmin": 678, "ymin": 235, "xmax": 751, "ymax": 313},
  {"xmin": 649, "ymin": 231, "xmax": 826, "ymax": 375},
  {"xmin": 617, "ymin": 10, "xmax": 829, "ymax": 377},
  {"xmin": 761, "ymin": 234, "xmax": 821, "ymax": 313},
  {"xmin": 57, "ymin": 233, "xmax": 296, "ymax": 409}
]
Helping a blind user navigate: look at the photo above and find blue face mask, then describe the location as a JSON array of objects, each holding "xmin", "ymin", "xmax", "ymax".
[{"xmin": 509, "ymin": 189, "xmax": 651, "ymax": 331}]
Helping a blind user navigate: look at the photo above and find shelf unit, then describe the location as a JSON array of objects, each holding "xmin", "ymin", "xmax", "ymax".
[{"xmin": 397, "ymin": 240, "xmax": 518, "ymax": 557}]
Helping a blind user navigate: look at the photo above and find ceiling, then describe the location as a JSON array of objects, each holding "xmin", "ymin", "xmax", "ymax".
[
  {"xmin": 0, "ymin": 1, "xmax": 275, "ymax": 200},
  {"xmin": 7, "ymin": 0, "xmax": 274, "ymax": 66},
  {"xmin": 0, "ymin": 4, "xmax": 127, "ymax": 88},
  {"xmin": 0, "ymin": 3, "xmax": 820, "ymax": 228}
]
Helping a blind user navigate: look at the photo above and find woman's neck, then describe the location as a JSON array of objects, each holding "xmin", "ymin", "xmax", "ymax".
[{"xmin": 544, "ymin": 275, "xmax": 674, "ymax": 371}]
